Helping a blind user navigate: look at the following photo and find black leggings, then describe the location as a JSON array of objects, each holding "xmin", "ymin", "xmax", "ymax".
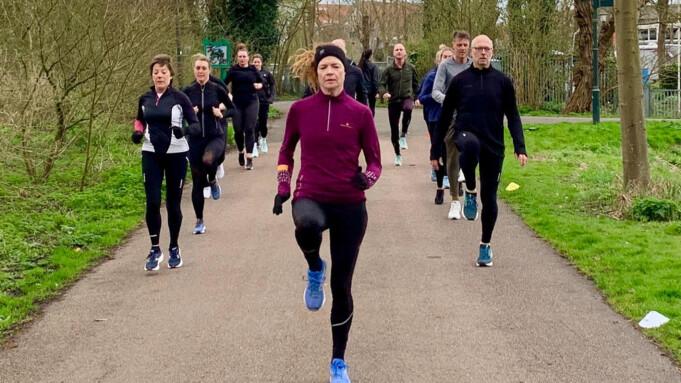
[
  {"xmin": 367, "ymin": 93, "xmax": 376, "ymax": 116},
  {"xmin": 387, "ymin": 102, "xmax": 412, "ymax": 155},
  {"xmin": 256, "ymin": 102, "xmax": 269, "ymax": 139},
  {"xmin": 189, "ymin": 135, "xmax": 225, "ymax": 219},
  {"xmin": 455, "ymin": 131, "xmax": 504, "ymax": 243},
  {"xmin": 427, "ymin": 121, "xmax": 447, "ymax": 188},
  {"xmin": 233, "ymin": 101, "xmax": 259, "ymax": 154},
  {"xmin": 292, "ymin": 198, "xmax": 368, "ymax": 360},
  {"xmin": 142, "ymin": 151, "xmax": 187, "ymax": 249}
]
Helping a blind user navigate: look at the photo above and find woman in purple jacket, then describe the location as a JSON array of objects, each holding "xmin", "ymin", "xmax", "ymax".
[{"xmin": 273, "ymin": 44, "xmax": 381, "ymax": 383}]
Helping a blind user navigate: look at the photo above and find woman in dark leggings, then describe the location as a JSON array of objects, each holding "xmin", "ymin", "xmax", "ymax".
[
  {"xmin": 273, "ymin": 44, "xmax": 382, "ymax": 383},
  {"xmin": 252, "ymin": 54, "xmax": 275, "ymax": 155},
  {"xmin": 419, "ymin": 46, "xmax": 454, "ymax": 204},
  {"xmin": 183, "ymin": 54, "xmax": 233, "ymax": 234},
  {"xmin": 132, "ymin": 54, "xmax": 199, "ymax": 271},
  {"xmin": 225, "ymin": 43, "xmax": 263, "ymax": 170}
]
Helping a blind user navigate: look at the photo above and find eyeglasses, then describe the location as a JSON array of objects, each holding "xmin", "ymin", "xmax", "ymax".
[{"xmin": 473, "ymin": 47, "xmax": 492, "ymax": 52}]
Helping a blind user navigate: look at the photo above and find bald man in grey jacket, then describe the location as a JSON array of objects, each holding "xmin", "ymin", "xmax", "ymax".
[{"xmin": 432, "ymin": 30, "xmax": 472, "ymax": 220}]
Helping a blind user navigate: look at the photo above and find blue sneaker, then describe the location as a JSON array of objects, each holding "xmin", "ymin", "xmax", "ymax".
[
  {"xmin": 463, "ymin": 190, "xmax": 479, "ymax": 220},
  {"xmin": 304, "ymin": 260, "xmax": 326, "ymax": 311},
  {"xmin": 431, "ymin": 169, "xmax": 436, "ymax": 182},
  {"xmin": 443, "ymin": 176, "xmax": 450, "ymax": 189},
  {"xmin": 168, "ymin": 246, "xmax": 183, "ymax": 269},
  {"xmin": 330, "ymin": 358, "xmax": 351, "ymax": 383},
  {"xmin": 476, "ymin": 244, "xmax": 493, "ymax": 267},
  {"xmin": 210, "ymin": 180, "xmax": 221, "ymax": 200},
  {"xmin": 145, "ymin": 247, "xmax": 163, "ymax": 271},
  {"xmin": 193, "ymin": 219, "xmax": 206, "ymax": 235}
]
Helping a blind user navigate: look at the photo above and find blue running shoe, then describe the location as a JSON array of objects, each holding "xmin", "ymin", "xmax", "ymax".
[
  {"xmin": 304, "ymin": 260, "xmax": 326, "ymax": 311},
  {"xmin": 443, "ymin": 176, "xmax": 450, "ymax": 189},
  {"xmin": 168, "ymin": 246, "xmax": 183, "ymax": 269},
  {"xmin": 145, "ymin": 247, "xmax": 163, "ymax": 271},
  {"xmin": 193, "ymin": 219, "xmax": 206, "ymax": 235},
  {"xmin": 330, "ymin": 359, "xmax": 351, "ymax": 383},
  {"xmin": 463, "ymin": 190, "xmax": 479, "ymax": 220},
  {"xmin": 476, "ymin": 244, "xmax": 493, "ymax": 267},
  {"xmin": 210, "ymin": 180, "xmax": 221, "ymax": 200}
]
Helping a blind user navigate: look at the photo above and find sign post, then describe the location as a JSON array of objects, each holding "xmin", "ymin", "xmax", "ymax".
[
  {"xmin": 592, "ymin": 0, "xmax": 614, "ymax": 124},
  {"xmin": 202, "ymin": 39, "xmax": 233, "ymax": 80}
]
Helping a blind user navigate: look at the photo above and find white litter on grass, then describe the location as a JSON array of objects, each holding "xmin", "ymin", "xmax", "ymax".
[{"xmin": 638, "ymin": 311, "xmax": 670, "ymax": 329}]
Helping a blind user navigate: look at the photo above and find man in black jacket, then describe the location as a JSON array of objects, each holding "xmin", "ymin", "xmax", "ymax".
[
  {"xmin": 331, "ymin": 39, "xmax": 368, "ymax": 105},
  {"xmin": 432, "ymin": 34, "xmax": 528, "ymax": 267}
]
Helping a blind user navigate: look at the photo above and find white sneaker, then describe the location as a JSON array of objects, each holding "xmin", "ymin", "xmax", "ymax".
[
  {"xmin": 448, "ymin": 200, "xmax": 462, "ymax": 220},
  {"xmin": 458, "ymin": 169, "xmax": 465, "ymax": 182},
  {"xmin": 203, "ymin": 186, "xmax": 211, "ymax": 199},
  {"xmin": 399, "ymin": 136, "xmax": 408, "ymax": 150},
  {"xmin": 260, "ymin": 137, "xmax": 268, "ymax": 153},
  {"xmin": 252, "ymin": 143, "xmax": 259, "ymax": 158},
  {"xmin": 394, "ymin": 154, "xmax": 402, "ymax": 166},
  {"xmin": 216, "ymin": 164, "xmax": 224, "ymax": 179}
]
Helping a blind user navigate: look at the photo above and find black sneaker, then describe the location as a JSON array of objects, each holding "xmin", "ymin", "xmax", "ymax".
[
  {"xmin": 238, "ymin": 152, "xmax": 245, "ymax": 167},
  {"xmin": 434, "ymin": 189, "xmax": 444, "ymax": 205},
  {"xmin": 168, "ymin": 246, "xmax": 183, "ymax": 269},
  {"xmin": 145, "ymin": 247, "xmax": 163, "ymax": 271}
]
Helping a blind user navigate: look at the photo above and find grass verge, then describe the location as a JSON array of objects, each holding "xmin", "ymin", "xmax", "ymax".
[
  {"xmin": 0, "ymin": 127, "xmax": 144, "ymax": 337},
  {"xmin": 500, "ymin": 120, "xmax": 681, "ymax": 362}
]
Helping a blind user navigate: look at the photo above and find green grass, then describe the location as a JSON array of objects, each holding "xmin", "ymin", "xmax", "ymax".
[
  {"xmin": 499, "ymin": 120, "xmax": 681, "ymax": 362},
  {"xmin": 0, "ymin": 127, "xmax": 145, "ymax": 336}
]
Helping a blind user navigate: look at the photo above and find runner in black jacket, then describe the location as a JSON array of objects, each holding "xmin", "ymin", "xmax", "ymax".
[
  {"xmin": 252, "ymin": 54, "xmax": 275, "ymax": 155},
  {"xmin": 225, "ymin": 43, "xmax": 264, "ymax": 170},
  {"xmin": 183, "ymin": 54, "xmax": 234, "ymax": 234},
  {"xmin": 432, "ymin": 35, "xmax": 528, "ymax": 267},
  {"xmin": 132, "ymin": 54, "xmax": 199, "ymax": 271}
]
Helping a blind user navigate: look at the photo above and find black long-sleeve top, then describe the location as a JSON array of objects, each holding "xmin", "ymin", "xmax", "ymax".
[
  {"xmin": 224, "ymin": 64, "xmax": 264, "ymax": 108},
  {"xmin": 431, "ymin": 65, "xmax": 526, "ymax": 160},
  {"xmin": 256, "ymin": 69, "xmax": 276, "ymax": 104},
  {"xmin": 135, "ymin": 87, "xmax": 198, "ymax": 154},
  {"xmin": 345, "ymin": 61, "xmax": 368, "ymax": 104},
  {"xmin": 182, "ymin": 80, "xmax": 234, "ymax": 138}
]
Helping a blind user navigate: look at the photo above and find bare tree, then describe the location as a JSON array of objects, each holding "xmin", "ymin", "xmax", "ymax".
[
  {"xmin": 614, "ymin": 0, "xmax": 651, "ymax": 189},
  {"xmin": 0, "ymin": 0, "xmax": 184, "ymax": 186}
]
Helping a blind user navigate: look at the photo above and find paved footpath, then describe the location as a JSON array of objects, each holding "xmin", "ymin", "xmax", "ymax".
[{"xmin": 1, "ymin": 103, "xmax": 679, "ymax": 382}]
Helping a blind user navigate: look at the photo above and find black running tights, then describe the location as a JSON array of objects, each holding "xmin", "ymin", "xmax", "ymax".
[
  {"xmin": 142, "ymin": 151, "xmax": 187, "ymax": 249},
  {"xmin": 455, "ymin": 131, "xmax": 504, "ymax": 243},
  {"xmin": 189, "ymin": 136, "xmax": 225, "ymax": 220},
  {"xmin": 292, "ymin": 198, "xmax": 368, "ymax": 360},
  {"xmin": 387, "ymin": 102, "xmax": 412, "ymax": 155},
  {"xmin": 427, "ymin": 121, "xmax": 447, "ymax": 189},
  {"xmin": 233, "ymin": 101, "xmax": 259, "ymax": 154}
]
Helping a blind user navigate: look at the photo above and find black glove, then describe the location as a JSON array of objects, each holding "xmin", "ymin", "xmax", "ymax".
[
  {"xmin": 131, "ymin": 131, "xmax": 144, "ymax": 144},
  {"xmin": 352, "ymin": 166, "xmax": 369, "ymax": 190},
  {"xmin": 272, "ymin": 193, "xmax": 290, "ymax": 215},
  {"xmin": 172, "ymin": 126, "xmax": 185, "ymax": 139}
]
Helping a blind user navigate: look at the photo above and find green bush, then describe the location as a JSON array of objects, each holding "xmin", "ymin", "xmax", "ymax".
[
  {"xmin": 658, "ymin": 64, "xmax": 679, "ymax": 90},
  {"xmin": 631, "ymin": 197, "xmax": 681, "ymax": 222}
]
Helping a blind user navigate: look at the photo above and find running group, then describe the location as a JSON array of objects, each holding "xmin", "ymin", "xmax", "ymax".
[{"xmin": 132, "ymin": 32, "xmax": 527, "ymax": 383}]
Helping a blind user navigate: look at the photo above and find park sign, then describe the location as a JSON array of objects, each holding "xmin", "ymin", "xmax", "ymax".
[{"xmin": 203, "ymin": 38, "xmax": 232, "ymax": 69}]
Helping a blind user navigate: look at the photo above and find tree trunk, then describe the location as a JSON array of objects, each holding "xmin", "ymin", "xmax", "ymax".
[
  {"xmin": 614, "ymin": 0, "xmax": 651, "ymax": 190},
  {"xmin": 564, "ymin": 0, "xmax": 592, "ymax": 113},
  {"xmin": 657, "ymin": 0, "xmax": 669, "ymax": 67}
]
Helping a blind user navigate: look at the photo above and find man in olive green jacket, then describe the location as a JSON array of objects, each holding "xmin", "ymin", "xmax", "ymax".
[{"xmin": 379, "ymin": 43, "xmax": 419, "ymax": 166}]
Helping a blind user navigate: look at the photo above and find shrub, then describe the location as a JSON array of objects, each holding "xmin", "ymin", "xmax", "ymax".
[{"xmin": 630, "ymin": 197, "xmax": 681, "ymax": 222}]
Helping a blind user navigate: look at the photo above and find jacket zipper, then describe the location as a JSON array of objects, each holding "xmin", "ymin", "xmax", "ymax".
[
  {"xmin": 326, "ymin": 99, "xmax": 331, "ymax": 132},
  {"xmin": 200, "ymin": 85, "xmax": 206, "ymax": 138}
]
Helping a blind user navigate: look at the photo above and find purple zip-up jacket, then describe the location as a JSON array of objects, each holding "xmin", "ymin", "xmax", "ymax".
[{"xmin": 277, "ymin": 91, "xmax": 382, "ymax": 204}]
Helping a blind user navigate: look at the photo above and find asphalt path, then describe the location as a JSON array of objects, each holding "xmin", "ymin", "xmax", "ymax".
[{"xmin": 1, "ymin": 102, "xmax": 679, "ymax": 382}]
